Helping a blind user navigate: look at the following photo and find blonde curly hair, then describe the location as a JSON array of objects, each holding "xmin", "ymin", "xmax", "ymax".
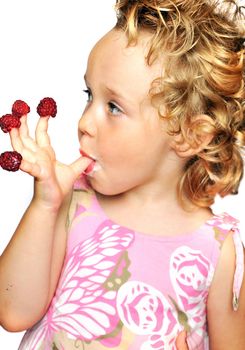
[{"xmin": 115, "ymin": 0, "xmax": 245, "ymax": 208}]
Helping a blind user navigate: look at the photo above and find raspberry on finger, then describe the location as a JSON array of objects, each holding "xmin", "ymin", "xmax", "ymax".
[
  {"xmin": 37, "ymin": 97, "xmax": 57, "ymax": 118},
  {"xmin": 0, "ymin": 114, "xmax": 21, "ymax": 133},
  {"xmin": 0, "ymin": 151, "xmax": 22, "ymax": 172},
  {"xmin": 12, "ymin": 100, "xmax": 30, "ymax": 118}
]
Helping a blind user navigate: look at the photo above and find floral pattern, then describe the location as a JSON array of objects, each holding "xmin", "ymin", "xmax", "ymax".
[
  {"xmin": 19, "ymin": 220, "xmax": 135, "ymax": 350},
  {"xmin": 170, "ymin": 246, "xmax": 214, "ymax": 348},
  {"xmin": 19, "ymin": 197, "xmax": 239, "ymax": 350},
  {"xmin": 117, "ymin": 281, "xmax": 180, "ymax": 349}
]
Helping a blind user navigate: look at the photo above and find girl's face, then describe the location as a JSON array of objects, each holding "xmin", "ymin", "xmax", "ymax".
[{"xmin": 78, "ymin": 29, "xmax": 179, "ymax": 195}]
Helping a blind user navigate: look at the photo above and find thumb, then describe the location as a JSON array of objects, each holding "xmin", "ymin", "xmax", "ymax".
[
  {"xmin": 176, "ymin": 331, "xmax": 189, "ymax": 350},
  {"xmin": 69, "ymin": 156, "xmax": 92, "ymax": 179}
]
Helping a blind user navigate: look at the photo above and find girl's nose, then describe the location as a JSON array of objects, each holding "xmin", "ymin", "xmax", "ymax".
[{"xmin": 78, "ymin": 109, "xmax": 96, "ymax": 137}]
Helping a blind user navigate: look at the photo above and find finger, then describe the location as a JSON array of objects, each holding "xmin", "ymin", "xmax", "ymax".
[
  {"xmin": 10, "ymin": 128, "xmax": 24, "ymax": 153},
  {"xmin": 13, "ymin": 116, "xmax": 37, "ymax": 152},
  {"xmin": 35, "ymin": 116, "xmax": 51, "ymax": 148},
  {"xmin": 176, "ymin": 331, "xmax": 189, "ymax": 350},
  {"xmin": 19, "ymin": 115, "xmax": 38, "ymax": 151},
  {"xmin": 19, "ymin": 115, "xmax": 30, "ymax": 138},
  {"xmin": 10, "ymin": 118, "xmax": 37, "ymax": 154},
  {"xmin": 10, "ymin": 128, "xmax": 37, "ymax": 163},
  {"xmin": 69, "ymin": 157, "xmax": 92, "ymax": 180}
]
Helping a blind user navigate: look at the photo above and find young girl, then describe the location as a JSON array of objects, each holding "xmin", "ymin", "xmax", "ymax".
[{"xmin": 0, "ymin": 0, "xmax": 244, "ymax": 349}]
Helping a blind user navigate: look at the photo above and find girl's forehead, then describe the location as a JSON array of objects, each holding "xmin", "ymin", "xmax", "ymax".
[{"xmin": 86, "ymin": 29, "xmax": 163, "ymax": 84}]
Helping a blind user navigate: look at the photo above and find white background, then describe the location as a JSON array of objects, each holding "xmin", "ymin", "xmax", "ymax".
[{"xmin": 0, "ymin": 1, "xmax": 244, "ymax": 349}]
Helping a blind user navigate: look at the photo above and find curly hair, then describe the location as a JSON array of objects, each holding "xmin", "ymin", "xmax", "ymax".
[{"xmin": 115, "ymin": 0, "xmax": 245, "ymax": 208}]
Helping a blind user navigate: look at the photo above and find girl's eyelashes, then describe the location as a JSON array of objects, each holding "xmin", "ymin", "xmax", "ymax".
[
  {"xmin": 108, "ymin": 102, "xmax": 123, "ymax": 116},
  {"xmin": 83, "ymin": 89, "xmax": 92, "ymax": 102},
  {"xmin": 82, "ymin": 88, "xmax": 124, "ymax": 116}
]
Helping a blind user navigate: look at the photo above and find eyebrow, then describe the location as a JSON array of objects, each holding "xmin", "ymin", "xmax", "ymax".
[
  {"xmin": 84, "ymin": 74, "xmax": 134, "ymax": 105},
  {"xmin": 105, "ymin": 86, "xmax": 132, "ymax": 104}
]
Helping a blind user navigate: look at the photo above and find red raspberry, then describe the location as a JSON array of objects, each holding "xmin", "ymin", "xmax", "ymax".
[
  {"xmin": 0, "ymin": 151, "xmax": 22, "ymax": 172},
  {"xmin": 12, "ymin": 100, "xmax": 30, "ymax": 118},
  {"xmin": 37, "ymin": 97, "xmax": 57, "ymax": 118},
  {"xmin": 0, "ymin": 114, "xmax": 21, "ymax": 133}
]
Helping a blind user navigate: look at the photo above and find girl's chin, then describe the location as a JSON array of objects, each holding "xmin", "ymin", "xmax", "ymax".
[{"xmin": 89, "ymin": 179, "xmax": 132, "ymax": 197}]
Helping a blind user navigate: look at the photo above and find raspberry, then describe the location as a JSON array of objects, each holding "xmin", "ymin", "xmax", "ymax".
[
  {"xmin": 37, "ymin": 97, "xmax": 57, "ymax": 118},
  {"xmin": 0, "ymin": 151, "xmax": 22, "ymax": 172},
  {"xmin": 0, "ymin": 114, "xmax": 21, "ymax": 133},
  {"xmin": 12, "ymin": 100, "xmax": 30, "ymax": 118}
]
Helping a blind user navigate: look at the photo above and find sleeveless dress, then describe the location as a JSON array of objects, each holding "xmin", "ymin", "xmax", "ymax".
[{"xmin": 19, "ymin": 179, "xmax": 244, "ymax": 350}]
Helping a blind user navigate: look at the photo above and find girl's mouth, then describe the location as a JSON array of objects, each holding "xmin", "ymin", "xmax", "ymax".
[
  {"xmin": 79, "ymin": 149, "xmax": 100, "ymax": 176},
  {"xmin": 84, "ymin": 160, "xmax": 96, "ymax": 175},
  {"xmin": 79, "ymin": 149, "xmax": 95, "ymax": 161}
]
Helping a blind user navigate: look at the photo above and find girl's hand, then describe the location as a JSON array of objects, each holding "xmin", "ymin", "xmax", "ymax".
[
  {"xmin": 9, "ymin": 115, "xmax": 91, "ymax": 208},
  {"xmin": 176, "ymin": 331, "xmax": 189, "ymax": 350}
]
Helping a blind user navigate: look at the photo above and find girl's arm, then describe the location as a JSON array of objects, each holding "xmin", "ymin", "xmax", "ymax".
[
  {"xmin": 0, "ymin": 192, "xmax": 70, "ymax": 332},
  {"xmin": 0, "ymin": 115, "xmax": 90, "ymax": 331},
  {"xmin": 207, "ymin": 234, "xmax": 245, "ymax": 350}
]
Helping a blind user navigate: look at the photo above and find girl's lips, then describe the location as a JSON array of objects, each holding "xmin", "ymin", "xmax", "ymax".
[
  {"xmin": 79, "ymin": 149, "xmax": 98, "ymax": 176},
  {"xmin": 79, "ymin": 149, "xmax": 95, "ymax": 161}
]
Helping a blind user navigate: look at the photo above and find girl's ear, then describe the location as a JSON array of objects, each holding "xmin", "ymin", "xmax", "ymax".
[{"xmin": 171, "ymin": 114, "xmax": 215, "ymax": 158}]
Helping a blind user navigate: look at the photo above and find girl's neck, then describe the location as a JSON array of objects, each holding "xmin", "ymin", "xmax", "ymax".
[{"xmin": 95, "ymin": 187, "xmax": 213, "ymax": 238}]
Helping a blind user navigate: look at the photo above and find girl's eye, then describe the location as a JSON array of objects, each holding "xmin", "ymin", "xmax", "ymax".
[
  {"xmin": 108, "ymin": 102, "xmax": 123, "ymax": 116},
  {"xmin": 83, "ymin": 89, "xmax": 92, "ymax": 102}
]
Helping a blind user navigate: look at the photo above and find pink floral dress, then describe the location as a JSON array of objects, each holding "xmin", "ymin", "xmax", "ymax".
[{"xmin": 19, "ymin": 181, "xmax": 244, "ymax": 350}]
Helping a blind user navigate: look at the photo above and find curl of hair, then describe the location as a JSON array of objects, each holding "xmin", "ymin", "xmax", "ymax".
[{"xmin": 115, "ymin": 0, "xmax": 245, "ymax": 208}]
